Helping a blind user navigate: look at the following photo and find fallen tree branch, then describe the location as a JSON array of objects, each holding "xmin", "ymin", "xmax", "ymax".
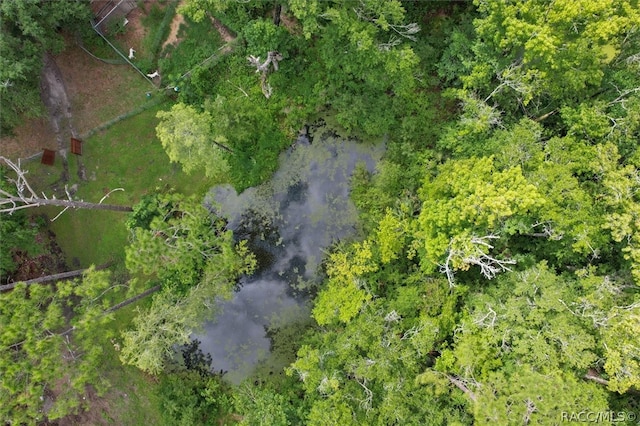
[
  {"xmin": 0, "ymin": 262, "xmax": 113, "ymax": 291},
  {"xmin": 103, "ymin": 284, "xmax": 162, "ymax": 314},
  {"xmin": 446, "ymin": 374, "xmax": 478, "ymax": 402}
]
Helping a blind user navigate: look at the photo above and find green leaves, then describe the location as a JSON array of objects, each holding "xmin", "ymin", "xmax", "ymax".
[
  {"xmin": 126, "ymin": 194, "xmax": 233, "ymax": 290},
  {"xmin": 312, "ymin": 241, "xmax": 377, "ymax": 325},
  {"xmin": 427, "ymin": 263, "xmax": 615, "ymax": 422},
  {"xmin": 0, "ymin": 268, "xmax": 115, "ymax": 423},
  {"xmin": 122, "ymin": 194, "xmax": 255, "ymax": 373},
  {"xmin": 416, "ymin": 156, "xmax": 544, "ymax": 273},
  {"xmin": 602, "ymin": 303, "xmax": 640, "ymax": 393},
  {"xmin": 120, "ymin": 290, "xmax": 199, "ymax": 375},
  {"xmin": 156, "ymin": 103, "xmax": 232, "ymax": 183},
  {"xmin": 474, "ymin": 366, "xmax": 608, "ymax": 425},
  {"xmin": 466, "ymin": 0, "xmax": 639, "ymax": 114}
]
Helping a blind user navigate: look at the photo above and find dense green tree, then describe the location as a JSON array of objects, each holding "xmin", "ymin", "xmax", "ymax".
[
  {"xmin": 415, "ymin": 156, "xmax": 545, "ymax": 283},
  {"xmin": 125, "ymin": 193, "xmax": 240, "ymax": 291},
  {"xmin": 234, "ymin": 383, "xmax": 294, "ymax": 426},
  {"xmin": 0, "ymin": 0, "xmax": 90, "ymax": 135},
  {"xmin": 156, "ymin": 103, "xmax": 232, "ymax": 183},
  {"xmin": 0, "ymin": 268, "xmax": 116, "ymax": 423},
  {"xmin": 465, "ymin": 0, "xmax": 639, "ymax": 114},
  {"xmin": 156, "ymin": 340, "xmax": 233, "ymax": 426},
  {"xmin": 290, "ymin": 282, "xmax": 469, "ymax": 424},
  {"xmin": 121, "ymin": 194, "xmax": 255, "ymax": 373}
]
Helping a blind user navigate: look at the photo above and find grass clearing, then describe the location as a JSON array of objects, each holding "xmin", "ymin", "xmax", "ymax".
[
  {"xmin": 158, "ymin": 13, "xmax": 225, "ymax": 83},
  {"xmin": 20, "ymin": 102, "xmax": 211, "ymax": 424},
  {"xmin": 24, "ymin": 103, "xmax": 211, "ymax": 267}
]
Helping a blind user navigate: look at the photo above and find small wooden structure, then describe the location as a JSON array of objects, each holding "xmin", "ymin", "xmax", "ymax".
[
  {"xmin": 41, "ymin": 149, "xmax": 55, "ymax": 166},
  {"xmin": 70, "ymin": 138, "xmax": 83, "ymax": 156}
]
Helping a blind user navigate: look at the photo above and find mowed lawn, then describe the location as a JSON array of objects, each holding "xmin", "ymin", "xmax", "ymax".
[
  {"xmin": 20, "ymin": 102, "xmax": 212, "ymax": 425},
  {"xmin": 26, "ymin": 102, "xmax": 211, "ymax": 267},
  {"xmin": 2, "ymin": 6, "xmax": 229, "ymax": 423}
]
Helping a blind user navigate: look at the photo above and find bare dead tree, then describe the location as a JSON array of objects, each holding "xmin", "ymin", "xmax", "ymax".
[
  {"xmin": 440, "ymin": 234, "xmax": 516, "ymax": 287},
  {"xmin": 0, "ymin": 156, "xmax": 132, "ymax": 219},
  {"xmin": 247, "ymin": 51, "xmax": 283, "ymax": 98}
]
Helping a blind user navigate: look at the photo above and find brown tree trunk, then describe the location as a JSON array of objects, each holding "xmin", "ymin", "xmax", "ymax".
[
  {"xmin": 446, "ymin": 374, "xmax": 478, "ymax": 402},
  {"xmin": 0, "ymin": 262, "xmax": 113, "ymax": 291},
  {"xmin": 213, "ymin": 140, "xmax": 234, "ymax": 153},
  {"xmin": 104, "ymin": 285, "xmax": 162, "ymax": 313},
  {"xmin": 273, "ymin": 3, "xmax": 282, "ymax": 26}
]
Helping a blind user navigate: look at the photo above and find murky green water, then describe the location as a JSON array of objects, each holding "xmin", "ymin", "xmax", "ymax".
[{"xmin": 195, "ymin": 122, "xmax": 385, "ymax": 383}]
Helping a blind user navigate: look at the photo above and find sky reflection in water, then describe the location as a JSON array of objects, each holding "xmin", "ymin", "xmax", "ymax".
[{"xmin": 194, "ymin": 126, "xmax": 385, "ymax": 383}]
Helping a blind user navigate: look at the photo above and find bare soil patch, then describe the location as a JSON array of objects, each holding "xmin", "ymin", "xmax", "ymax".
[
  {"xmin": 162, "ymin": 1, "xmax": 186, "ymax": 51},
  {"xmin": 116, "ymin": 6, "xmax": 147, "ymax": 50},
  {"xmin": 0, "ymin": 117, "xmax": 53, "ymax": 159},
  {"xmin": 211, "ymin": 16, "xmax": 237, "ymax": 43},
  {"xmin": 0, "ymin": 6, "xmax": 153, "ymax": 161}
]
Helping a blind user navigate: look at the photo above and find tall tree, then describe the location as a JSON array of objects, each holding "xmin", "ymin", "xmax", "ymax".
[
  {"xmin": 0, "ymin": 0, "xmax": 90, "ymax": 135},
  {"xmin": 464, "ymin": 0, "xmax": 640, "ymax": 115},
  {"xmin": 156, "ymin": 103, "xmax": 232, "ymax": 184},
  {"xmin": 0, "ymin": 268, "xmax": 117, "ymax": 423},
  {"xmin": 120, "ymin": 194, "xmax": 255, "ymax": 373},
  {"xmin": 415, "ymin": 156, "xmax": 545, "ymax": 283}
]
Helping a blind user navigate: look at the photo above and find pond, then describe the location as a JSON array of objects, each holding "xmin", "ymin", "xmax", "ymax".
[{"xmin": 194, "ymin": 122, "xmax": 385, "ymax": 383}]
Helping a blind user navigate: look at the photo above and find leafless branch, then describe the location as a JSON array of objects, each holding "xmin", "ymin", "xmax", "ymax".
[
  {"xmin": 445, "ymin": 374, "xmax": 477, "ymax": 402},
  {"xmin": 378, "ymin": 35, "xmax": 402, "ymax": 51},
  {"xmin": 227, "ymin": 80, "xmax": 249, "ymax": 97},
  {"xmin": 50, "ymin": 206, "xmax": 71, "ymax": 222},
  {"xmin": 389, "ymin": 23, "xmax": 420, "ymax": 41},
  {"xmin": 99, "ymin": 187, "xmax": 125, "ymax": 204},
  {"xmin": 0, "ymin": 156, "xmax": 132, "ymax": 215},
  {"xmin": 355, "ymin": 377, "xmax": 374, "ymax": 411},
  {"xmin": 523, "ymin": 398, "xmax": 537, "ymax": 425},
  {"xmin": 384, "ymin": 310, "xmax": 401, "ymax": 322},
  {"xmin": 473, "ymin": 305, "xmax": 497, "ymax": 328},
  {"xmin": 607, "ymin": 84, "xmax": 640, "ymax": 107},
  {"xmin": 440, "ymin": 234, "xmax": 516, "ymax": 286}
]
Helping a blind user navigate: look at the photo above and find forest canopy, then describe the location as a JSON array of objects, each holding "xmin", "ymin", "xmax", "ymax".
[{"xmin": 2, "ymin": 0, "xmax": 640, "ymax": 424}]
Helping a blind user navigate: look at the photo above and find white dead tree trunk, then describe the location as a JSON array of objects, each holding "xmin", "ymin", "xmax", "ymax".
[
  {"xmin": 439, "ymin": 234, "xmax": 516, "ymax": 287},
  {"xmin": 0, "ymin": 156, "xmax": 132, "ymax": 219},
  {"xmin": 247, "ymin": 51, "xmax": 283, "ymax": 98}
]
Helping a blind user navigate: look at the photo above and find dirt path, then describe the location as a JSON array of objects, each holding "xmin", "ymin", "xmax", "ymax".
[
  {"xmin": 40, "ymin": 52, "xmax": 82, "ymax": 182},
  {"xmin": 162, "ymin": 0, "xmax": 186, "ymax": 51}
]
